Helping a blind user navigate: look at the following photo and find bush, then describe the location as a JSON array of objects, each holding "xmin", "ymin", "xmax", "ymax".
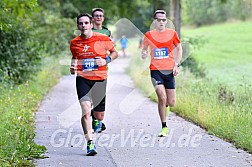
[
  {"xmin": 0, "ymin": 23, "xmax": 41, "ymax": 84},
  {"xmin": 184, "ymin": 0, "xmax": 252, "ymax": 26},
  {"xmin": 180, "ymin": 35, "xmax": 206, "ymax": 78},
  {"xmin": 33, "ymin": 12, "xmax": 75, "ymax": 56}
]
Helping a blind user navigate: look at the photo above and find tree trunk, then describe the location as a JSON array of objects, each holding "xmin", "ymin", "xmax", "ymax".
[{"xmin": 170, "ymin": 0, "xmax": 181, "ymax": 38}]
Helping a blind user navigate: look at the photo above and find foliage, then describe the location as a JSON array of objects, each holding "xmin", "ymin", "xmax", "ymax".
[
  {"xmin": 0, "ymin": 56, "xmax": 61, "ymax": 166},
  {"xmin": 36, "ymin": 0, "xmax": 76, "ymax": 55},
  {"xmin": 49, "ymin": 0, "xmax": 119, "ymax": 23},
  {"xmin": 45, "ymin": 0, "xmax": 170, "ymax": 37},
  {"xmin": 0, "ymin": 0, "xmax": 75, "ymax": 84},
  {"xmin": 32, "ymin": 10, "xmax": 75, "ymax": 56},
  {"xmin": 37, "ymin": 0, "xmax": 60, "ymax": 13},
  {"xmin": 61, "ymin": 2, "xmax": 80, "ymax": 18},
  {"xmin": 184, "ymin": 0, "xmax": 252, "ymax": 26},
  {"xmin": 180, "ymin": 35, "xmax": 207, "ymax": 77},
  {"xmin": 0, "ymin": 21, "xmax": 42, "ymax": 84},
  {"xmin": 0, "ymin": 0, "xmax": 42, "ymax": 84},
  {"xmin": 227, "ymin": 0, "xmax": 252, "ymax": 21},
  {"xmin": 184, "ymin": 0, "xmax": 226, "ymax": 26},
  {"xmin": 0, "ymin": 0, "xmax": 39, "ymax": 31}
]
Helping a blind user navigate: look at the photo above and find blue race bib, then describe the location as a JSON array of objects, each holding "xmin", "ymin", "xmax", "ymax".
[
  {"xmin": 154, "ymin": 48, "xmax": 169, "ymax": 59},
  {"xmin": 82, "ymin": 58, "xmax": 98, "ymax": 71}
]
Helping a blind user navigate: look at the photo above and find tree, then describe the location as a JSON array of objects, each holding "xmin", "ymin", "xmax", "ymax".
[{"xmin": 170, "ymin": 0, "xmax": 181, "ymax": 37}]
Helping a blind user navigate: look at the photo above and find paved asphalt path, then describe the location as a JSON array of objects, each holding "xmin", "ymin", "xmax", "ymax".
[{"xmin": 35, "ymin": 54, "xmax": 252, "ymax": 167}]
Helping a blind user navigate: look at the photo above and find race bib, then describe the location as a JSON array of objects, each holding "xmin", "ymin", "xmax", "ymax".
[
  {"xmin": 82, "ymin": 58, "xmax": 98, "ymax": 71},
  {"xmin": 154, "ymin": 48, "xmax": 169, "ymax": 59}
]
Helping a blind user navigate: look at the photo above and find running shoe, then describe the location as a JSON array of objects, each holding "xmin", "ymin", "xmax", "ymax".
[
  {"xmin": 87, "ymin": 140, "xmax": 97, "ymax": 156},
  {"xmin": 158, "ymin": 127, "xmax": 168, "ymax": 137},
  {"xmin": 92, "ymin": 119, "xmax": 102, "ymax": 133}
]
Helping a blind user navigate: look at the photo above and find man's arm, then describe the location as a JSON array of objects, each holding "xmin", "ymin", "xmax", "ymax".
[
  {"xmin": 70, "ymin": 58, "xmax": 77, "ymax": 75},
  {"xmin": 108, "ymin": 49, "xmax": 118, "ymax": 62},
  {"xmin": 141, "ymin": 35, "xmax": 149, "ymax": 59},
  {"xmin": 141, "ymin": 45, "xmax": 148, "ymax": 59},
  {"xmin": 95, "ymin": 49, "xmax": 118, "ymax": 66},
  {"xmin": 70, "ymin": 43, "xmax": 77, "ymax": 75},
  {"xmin": 173, "ymin": 43, "xmax": 182, "ymax": 76},
  {"xmin": 174, "ymin": 43, "xmax": 182, "ymax": 66}
]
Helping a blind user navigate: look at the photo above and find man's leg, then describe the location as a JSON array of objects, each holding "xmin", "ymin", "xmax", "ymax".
[
  {"xmin": 76, "ymin": 77, "xmax": 97, "ymax": 155},
  {"xmin": 155, "ymin": 85, "xmax": 169, "ymax": 137},
  {"xmin": 91, "ymin": 109, "xmax": 106, "ymax": 131},
  {"xmin": 166, "ymin": 89, "xmax": 176, "ymax": 107},
  {"xmin": 150, "ymin": 70, "xmax": 168, "ymax": 137},
  {"xmin": 91, "ymin": 80, "xmax": 107, "ymax": 133},
  {"xmin": 79, "ymin": 100, "xmax": 97, "ymax": 156},
  {"xmin": 93, "ymin": 111, "xmax": 104, "ymax": 121},
  {"xmin": 122, "ymin": 48, "xmax": 126, "ymax": 56},
  {"xmin": 80, "ymin": 100, "xmax": 92, "ymax": 140},
  {"xmin": 155, "ymin": 85, "xmax": 167, "ymax": 123},
  {"xmin": 164, "ymin": 71, "xmax": 176, "ymax": 116},
  {"xmin": 92, "ymin": 110, "xmax": 105, "ymax": 132}
]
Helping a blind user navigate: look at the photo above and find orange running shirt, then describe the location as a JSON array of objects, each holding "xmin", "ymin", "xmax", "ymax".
[
  {"xmin": 143, "ymin": 28, "xmax": 180, "ymax": 70},
  {"xmin": 70, "ymin": 32, "xmax": 115, "ymax": 80}
]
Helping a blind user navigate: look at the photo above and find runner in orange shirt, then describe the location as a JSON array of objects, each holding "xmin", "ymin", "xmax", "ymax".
[
  {"xmin": 142, "ymin": 10, "xmax": 182, "ymax": 137},
  {"xmin": 70, "ymin": 13, "xmax": 118, "ymax": 155}
]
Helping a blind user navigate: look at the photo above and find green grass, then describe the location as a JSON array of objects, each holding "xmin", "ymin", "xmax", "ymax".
[
  {"xmin": 175, "ymin": 73, "xmax": 252, "ymax": 152},
  {"xmin": 0, "ymin": 57, "xmax": 62, "ymax": 166},
  {"xmin": 127, "ymin": 21, "xmax": 252, "ymax": 153},
  {"xmin": 182, "ymin": 21, "xmax": 252, "ymax": 87}
]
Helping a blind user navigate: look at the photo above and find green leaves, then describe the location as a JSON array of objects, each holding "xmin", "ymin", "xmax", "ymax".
[
  {"xmin": 184, "ymin": 0, "xmax": 252, "ymax": 26},
  {"xmin": 0, "ymin": 0, "xmax": 40, "ymax": 31},
  {"xmin": 0, "ymin": 24, "xmax": 42, "ymax": 84},
  {"xmin": 3, "ymin": 0, "xmax": 39, "ymax": 17}
]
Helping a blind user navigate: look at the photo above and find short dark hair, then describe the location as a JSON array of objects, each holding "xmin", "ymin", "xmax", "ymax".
[
  {"xmin": 153, "ymin": 10, "xmax": 166, "ymax": 18},
  {"xmin": 76, "ymin": 13, "xmax": 92, "ymax": 24},
  {"xmin": 91, "ymin": 8, "xmax": 104, "ymax": 17}
]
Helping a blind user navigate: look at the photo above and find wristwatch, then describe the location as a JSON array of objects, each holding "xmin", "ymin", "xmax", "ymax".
[{"xmin": 175, "ymin": 63, "xmax": 179, "ymax": 67}]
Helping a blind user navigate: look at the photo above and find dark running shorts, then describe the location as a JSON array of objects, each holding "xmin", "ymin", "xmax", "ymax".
[
  {"xmin": 76, "ymin": 76, "xmax": 107, "ymax": 111},
  {"xmin": 150, "ymin": 70, "xmax": 175, "ymax": 89}
]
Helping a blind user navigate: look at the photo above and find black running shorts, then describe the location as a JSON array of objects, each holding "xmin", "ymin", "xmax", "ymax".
[
  {"xmin": 76, "ymin": 76, "xmax": 107, "ymax": 111},
  {"xmin": 150, "ymin": 70, "xmax": 175, "ymax": 89}
]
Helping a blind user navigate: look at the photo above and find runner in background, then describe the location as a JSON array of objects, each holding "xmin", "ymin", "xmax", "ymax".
[
  {"xmin": 119, "ymin": 35, "xmax": 128, "ymax": 57},
  {"xmin": 91, "ymin": 8, "xmax": 111, "ymax": 133}
]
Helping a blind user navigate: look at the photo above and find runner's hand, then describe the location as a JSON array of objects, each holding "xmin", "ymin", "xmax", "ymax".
[
  {"xmin": 141, "ymin": 50, "xmax": 148, "ymax": 59},
  {"xmin": 173, "ymin": 65, "xmax": 179, "ymax": 76},
  {"xmin": 70, "ymin": 66, "xmax": 77, "ymax": 75},
  {"xmin": 95, "ymin": 57, "xmax": 106, "ymax": 66}
]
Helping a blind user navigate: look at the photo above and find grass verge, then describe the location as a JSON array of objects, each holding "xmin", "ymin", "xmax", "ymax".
[{"xmin": 0, "ymin": 57, "xmax": 62, "ymax": 166}]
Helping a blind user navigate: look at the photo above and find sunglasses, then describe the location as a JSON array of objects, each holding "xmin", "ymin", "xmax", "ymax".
[
  {"xmin": 156, "ymin": 18, "xmax": 167, "ymax": 22},
  {"xmin": 94, "ymin": 15, "xmax": 104, "ymax": 18}
]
